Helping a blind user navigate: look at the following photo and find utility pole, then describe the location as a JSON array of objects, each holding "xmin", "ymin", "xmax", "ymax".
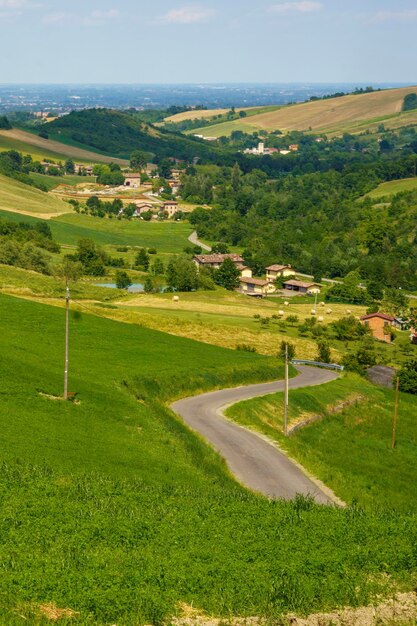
[
  {"xmin": 283, "ymin": 343, "xmax": 289, "ymax": 436},
  {"xmin": 392, "ymin": 376, "xmax": 399, "ymax": 449},
  {"xmin": 64, "ymin": 282, "xmax": 70, "ymax": 400}
]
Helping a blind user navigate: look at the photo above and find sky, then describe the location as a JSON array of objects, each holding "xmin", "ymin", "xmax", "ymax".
[{"xmin": 0, "ymin": 0, "xmax": 416, "ymax": 84}]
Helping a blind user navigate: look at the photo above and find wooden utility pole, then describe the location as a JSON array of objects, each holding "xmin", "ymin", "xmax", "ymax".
[
  {"xmin": 283, "ymin": 343, "xmax": 289, "ymax": 436},
  {"xmin": 64, "ymin": 283, "xmax": 70, "ymax": 400},
  {"xmin": 392, "ymin": 376, "xmax": 399, "ymax": 449}
]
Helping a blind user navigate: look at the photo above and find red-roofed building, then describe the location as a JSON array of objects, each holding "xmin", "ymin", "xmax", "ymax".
[{"xmin": 360, "ymin": 312, "xmax": 396, "ymax": 343}]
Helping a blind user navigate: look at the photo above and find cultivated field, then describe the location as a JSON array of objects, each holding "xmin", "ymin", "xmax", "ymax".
[
  {"xmin": 164, "ymin": 105, "xmax": 278, "ymax": 123},
  {"xmin": 191, "ymin": 85, "xmax": 417, "ymax": 137},
  {"xmin": 0, "ymin": 128, "xmax": 129, "ymax": 165},
  {"xmin": 0, "ymin": 174, "xmax": 72, "ymax": 217}
]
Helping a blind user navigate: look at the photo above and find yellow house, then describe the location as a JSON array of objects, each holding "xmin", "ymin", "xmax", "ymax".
[
  {"xmin": 240, "ymin": 277, "xmax": 276, "ymax": 297},
  {"xmin": 266, "ymin": 264, "xmax": 294, "ymax": 282}
]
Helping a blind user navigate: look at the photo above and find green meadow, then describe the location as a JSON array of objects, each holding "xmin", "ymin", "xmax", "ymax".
[
  {"xmin": 226, "ymin": 373, "xmax": 417, "ymax": 511},
  {"xmin": 29, "ymin": 172, "xmax": 93, "ymax": 190},
  {"xmin": 0, "ymin": 208, "xmax": 193, "ymax": 251},
  {"xmin": 0, "ymin": 174, "xmax": 70, "ymax": 215},
  {"xmin": 0, "ymin": 294, "xmax": 416, "ymax": 624}
]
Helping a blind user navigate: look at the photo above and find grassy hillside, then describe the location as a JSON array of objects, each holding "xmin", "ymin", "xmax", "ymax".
[
  {"xmin": 0, "ymin": 128, "xmax": 128, "ymax": 165},
  {"xmin": 0, "ymin": 173, "xmax": 72, "ymax": 216},
  {"xmin": 0, "ymin": 293, "xmax": 417, "ymax": 624},
  {"xmin": 226, "ymin": 374, "xmax": 417, "ymax": 511},
  {"xmin": 366, "ymin": 177, "xmax": 417, "ymax": 199},
  {"xmin": 191, "ymin": 85, "xmax": 417, "ymax": 137},
  {"xmin": 0, "ymin": 207, "xmax": 192, "ymax": 250}
]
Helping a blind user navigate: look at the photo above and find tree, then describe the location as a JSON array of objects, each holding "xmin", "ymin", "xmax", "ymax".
[
  {"xmin": 214, "ymin": 258, "xmax": 240, "ymax": 291},
  {"xmin": 55, "ymin": 258, "xmax": 82, "ymax": 284},
  {"xmin": 65, "ymin": 159, "xmax": 75, "ymax": 174},
  {"xmin": 135, "ymin": 248, "xmax": 150, "ymax": 271},
  {"xmin": 317, "ymin": 341, "xmax": 331, "ymax": 363},
  {"xmin": 331, "ymin": 316, "xmax": 366, "ymax": 341},
  {"xmin": 115, "ymin": 270, "xmax": 132, "ymax": 290},
  {"xmin": 144, "ymin": 276, "xmax": 155, "ymax": 293},
  {"xmin": 212, "ymin": 242, "xmax": 230, "ymax": 254},
  {"xmin": 76, "ymin": 238, "xmax": 107, "ymax": 276},
  {"xmin": 398, "ymin": 359, "xmax": 417, "ymax": 394},
  {"xmin": 130, "ymin": 150, "xmax": 148, "ymax": 171},
  {"xmin": 279, "ymin": 341, "xmax": 295, "ymax": 360},
  {"xmin": 166, "ymin": 257, "xmax": 198, "ymax": 292},
  {"xmin": 150, "ymin": 258, "xmax": 164, "ymax": 276}
]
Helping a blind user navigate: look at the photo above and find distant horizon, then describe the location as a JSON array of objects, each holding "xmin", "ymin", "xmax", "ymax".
[{"xmin": 0, "ymin": 82, "xmax": 415, "ymax": 87}]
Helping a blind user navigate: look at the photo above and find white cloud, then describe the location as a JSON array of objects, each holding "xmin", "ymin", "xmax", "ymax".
[
  {"xmin": 160, "ymin": 5, "xmax": 214, "ymax": 24},
  {"xmin": 373, "ymin": 9, "xmax": 417, "ymax": 22},
  {"xmin": 82, "ymin": 9, "xmax": 119, "ymax": 25},
  {"xmin": 42, "ymin": 11, "xmax": 72, "ymax": 24},
  {"xmin": 268, "ymin": 1, "xmax": 323, "ymax": 15}
]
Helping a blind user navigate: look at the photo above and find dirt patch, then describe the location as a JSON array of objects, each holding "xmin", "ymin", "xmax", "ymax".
[
  {"xmin": 38, "ymin": 604, "xmax": 78, "ymax": 621},
  {"xmin": 173, "ymin": 592, "xmax": 417, "ymax": 626}
]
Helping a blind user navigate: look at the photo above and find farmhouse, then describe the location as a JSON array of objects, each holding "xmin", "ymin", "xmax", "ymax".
[
  {"xmin": 123, "ymin": 173, "xmax": 141, "ymax": 188},
  {"xmin": 73, "ymin": 163, "xmax": 94, "ymax": 176},
  {"xmin": 266, "ymin": 264, "xmax": 294, "ymax": 282},
  {"xmin": 283, "ymin": 279, "xmax": 321, "ymax": 294},
  {"xmin": 193, "ymin": 253, "xmax": 244, "ymax": 270},
  {"xmin": 134, "ymin": 201, "xmax": 155, "ymax": 216},
  {"xmin": 162, "ymin": 201, "xmax": 180, "ymax": 218},
  {"xmin": 360, "ymin": 312, "xmax": 395, "ymax": 343},
  {"xmin": 238, "ymin": 266, "xmax": 253, "ymax": 278},
  {"xmin": 240, "ymin": 277, "xmax": 276, "ymax": 297}
]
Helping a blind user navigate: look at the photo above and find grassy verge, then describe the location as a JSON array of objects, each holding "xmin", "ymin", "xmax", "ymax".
[
  {"xmin": 226, "ymin": 373, "xmax": 417, "ymax": 511},
  {"xmin": 0, "ymin": 295, "xmax": 416, "ymax": 623}
]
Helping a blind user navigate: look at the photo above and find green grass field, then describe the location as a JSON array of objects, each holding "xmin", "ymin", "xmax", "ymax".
[
  {"xmin": 0, "ymin": 294, "xmax": 417, "ymax": 624},
  {"xmin": 0, "ymin": 207, "xmax": 193, "ymax": 250},
  {"xmin": 366, "ymin": 177, "xmax": 417, "ymax": 199},
  {"xmin": 30, "ymin": 172, "xmax": 95, "ymax": 190},
  {"xmin": 226, "ymin": 373, "xmax": 417, "ymax": 511},
  {"xmin": 0, "ymin": 174, "xmax": 71, "ymax": 216}
]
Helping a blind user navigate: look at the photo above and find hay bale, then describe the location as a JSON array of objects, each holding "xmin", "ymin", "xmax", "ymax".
[
  {"xmin": 278, "ymin": 310, "xmax": 284, "ymax": 316},
  {"xmin": 311, "ymin": 309, "xmax": 316, "ymax": 315},
  {"xmin": 326, "ymin": 308, "xmax": 332, "ymax": 314},
  {"xmin": 173, "ymin": 295, "xmax": 180, "ymax": 302}
]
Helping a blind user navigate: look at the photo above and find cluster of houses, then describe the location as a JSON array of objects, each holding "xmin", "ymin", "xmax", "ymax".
[
  {"xmin": 243, "ymin": 142, "xmax": 299, "ymax": 156},
  {"xmin": 123, "ymin": 168, "xmax": 182, "ymax": 196},
  {"xmin": 193, "ymin": 254, "xmax": 321, "ymax": 297},
  {"xmin": 127, "ymin": 200, "xmax": 181, "ymax": 219}
]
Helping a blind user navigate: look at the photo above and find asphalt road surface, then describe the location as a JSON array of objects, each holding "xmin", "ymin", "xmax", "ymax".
[
  {"xmin": 171, "ymin": 366, "xmax": 339, "ymax": 505},
  {"xmin": 188, "ymin": 230, "xmax": 212, "ymax": 251}
]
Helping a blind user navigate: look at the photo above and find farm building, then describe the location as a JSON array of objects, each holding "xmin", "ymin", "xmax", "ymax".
[
  {"xmin": 237, "ymin": 266, "xmax": 253, "ymax": 278},
  {"xmin": 240, "ymin": 277, "xmax": 276, "ymax": 297},
  {"xmin": 73, "ymin": 163, "xmax": 94, "ymax": 176},
  {"xmin": 266, "ymin": 264, "xmax": 294, "ymax": 282},
  {"xmin": 360, "ymin": 312, "xmax": 396, "ymax": 343},
  {"xmin": 123, "ymin": 173, "xmax": 141, "ymax": 188},
  {"xmin": 283, "ymin": 279, "xmax": 321, "ymax": 294},
  {"xmin": 193, "ymin": 253, "xmax": 245, "ymax": 270},
  {"xmin": 134, "ymin": 201, "xmax": 155, "ymax": 216},
  {"xmin": 162, "ymin": 201, "xmax": 180, "ymax": 218}
]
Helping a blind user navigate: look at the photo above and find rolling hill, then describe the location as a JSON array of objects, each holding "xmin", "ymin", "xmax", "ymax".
[
  {"xmin": 190, "ymin": 85, "xmax": 417, "ymax": 137},
  {"xmin": 0, "ymin": 128, "xmax": 128, "ymax": 165},
  {"xmin": 164, "ymin": 105, "xmax": 279, "ymax": 123},
  {"xmin": 0, "ymin": 173, "xmax": 72, "ymax": 217},
  {"xmin": 46, "ymin": 108, "xmax": 227, "ymax": 162}
]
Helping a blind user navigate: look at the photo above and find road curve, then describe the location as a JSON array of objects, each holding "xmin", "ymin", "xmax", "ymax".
[
  {"xmin": 171, "ymin": 366, "xmax": 339, "ymax": 505},
  {"xmin": 188, "ymin": 230, "xmax": 212, "ymax": 251}
]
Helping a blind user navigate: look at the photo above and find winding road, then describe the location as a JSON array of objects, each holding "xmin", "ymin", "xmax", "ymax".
[
  {"xmin": 188, "ymin": 230, "xmax": 212, "ymax": 251},
  {"xmin": 171, "ymin": 366, "xmax": 340, "ymax": 505}
]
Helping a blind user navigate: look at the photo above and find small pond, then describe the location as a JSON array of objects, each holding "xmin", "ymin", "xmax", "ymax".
[{"xmin": 95, "ymin": 283, "xmax": 145, "ymax": 293}]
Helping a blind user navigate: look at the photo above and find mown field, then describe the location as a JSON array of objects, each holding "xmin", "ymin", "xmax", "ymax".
[
  {"xmin": 366, "ymin": 177, "xmax": 417, "ymax": 199},
  {"xmin": 30, "ymin": 172, "xmax": 95, "ymax": 190},
  {"xmin": 0, "ymin": 293, "xmax": 417, "ymax": 624},
  {"xmin": 191, "ymin": 85, "xmax": 417, "ymax": 137},
  {"xmin": 226, "ymin": 373, "xmax": 417, "ymax": 511},
  {"xmin": 164, "ymin": 105, "xmax": 280, "ymax": 124},
  {"xmin": 0, "ymin": 174, "xmax": 72, "ymax": 216},
  {"xmin": 0, "ymin": 128, "xmax": 128, "ymax": 165}
]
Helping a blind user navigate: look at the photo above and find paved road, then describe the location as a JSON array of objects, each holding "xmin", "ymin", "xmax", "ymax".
[
  {"xmin": 188, "ymin": 230, "xmax": 212, "ymax": 251},
  {"xmin": 171, "ymin": 366, "xmax": 339, "ymax": 505}
]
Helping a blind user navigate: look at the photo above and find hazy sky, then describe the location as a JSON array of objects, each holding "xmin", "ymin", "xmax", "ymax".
[{"xmin": 0, "ymin": 0, "xmax": 416, "ymax": 83}]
